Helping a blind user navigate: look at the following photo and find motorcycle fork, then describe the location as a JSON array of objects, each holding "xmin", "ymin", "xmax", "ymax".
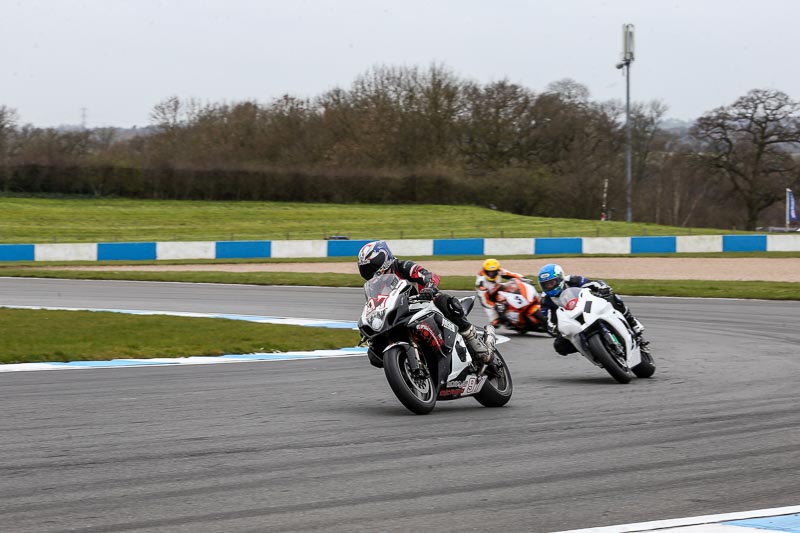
[
  {"xmin": 406, "ymin": 342, "xmax": 429, "ymax": 379},
  {"xmin": 600, "ymin": 324, "xmax": 625, "ymax": 357}
]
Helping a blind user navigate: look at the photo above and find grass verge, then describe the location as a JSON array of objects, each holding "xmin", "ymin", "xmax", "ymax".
[
  {"xmin": 1, "ymin": 269, "xmax": 798, "ymax": 300},
  {"xmin": 0, "ymin": 196, "xmax": 751, "ymax": 243},
  {"xmin": 0, "ymin": 309, "xmax": 359, "ymax": 364}
]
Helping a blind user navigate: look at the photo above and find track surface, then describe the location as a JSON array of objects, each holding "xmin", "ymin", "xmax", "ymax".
[{"xmin": 1, "ymin": 278, "xmax": 799, "ymax": 532}]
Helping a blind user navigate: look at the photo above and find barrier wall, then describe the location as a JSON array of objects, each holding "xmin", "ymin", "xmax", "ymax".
[{"xmin": 2, "ymin": 234, "xmax": 799, "ymax": 262}]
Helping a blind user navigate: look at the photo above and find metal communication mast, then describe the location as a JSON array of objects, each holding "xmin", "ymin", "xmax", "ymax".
[{"xmin": 615, "ymin": 24, "xmax": 635, "ymax": 222}]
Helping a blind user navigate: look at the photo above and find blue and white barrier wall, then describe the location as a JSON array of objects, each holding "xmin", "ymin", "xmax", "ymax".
[{"xmin": 1, "ymin": 234, "xmax": 799, "ymax": 262}]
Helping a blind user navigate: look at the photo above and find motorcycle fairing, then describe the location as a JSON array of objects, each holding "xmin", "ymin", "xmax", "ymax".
[
  {"xmin": 438, "ymin": 374, "xmax": 488, "ymax": 400},
  {"xmin": 360, "ymin": 275, "xmax": 413, "ymax": 338},
  {"xmin": 493, "ymin": 279, "xmax": 546, "ymax": 331},
  {"xmin": 556, "ymin": 287, "xmax": 642, "ymax": 369}
]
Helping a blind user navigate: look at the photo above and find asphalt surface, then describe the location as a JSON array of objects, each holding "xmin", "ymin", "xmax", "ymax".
[{"xmin": 1, "ymin": 277, "xmax": 799, "ymax": 533}]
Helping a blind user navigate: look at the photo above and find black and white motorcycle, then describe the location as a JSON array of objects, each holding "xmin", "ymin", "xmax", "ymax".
[
  {"xmin": 359, "ymin": 274, "xmax": 513, "ymax": 414},
  {"xmin": 553, "ymin": 286, "xmax": 655, "ymax": 384}
]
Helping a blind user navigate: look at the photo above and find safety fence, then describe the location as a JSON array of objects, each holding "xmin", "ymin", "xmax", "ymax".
[{"xmin": 1, "ymin": 234, "xmax": 799, "ymax": 262}]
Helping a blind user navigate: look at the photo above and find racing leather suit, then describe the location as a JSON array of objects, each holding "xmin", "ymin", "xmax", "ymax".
[{"xmin": 475, "ymin": 268, "xmax": 525, "ymax": 325}]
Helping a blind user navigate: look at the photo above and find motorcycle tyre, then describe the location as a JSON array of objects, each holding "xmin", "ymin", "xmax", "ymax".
[
  {"xmin": 383, "ymin": 345, "xmax": 437, "ymax": 415},
  {"xmin": 587, "ymin": 333, "xmax": 634, "ymax": 384},
  {"xmin": 633, "ymin": 350, "xmax": 656, "ymax": 378},
  {"xmin": 474, "ymin": 351, "xmax": 513, "ymax": 407}
]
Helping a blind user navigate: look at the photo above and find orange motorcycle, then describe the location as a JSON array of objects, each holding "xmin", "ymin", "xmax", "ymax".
[{"xmin": 489, "ymin": 278, "xmax": 555, "ymax": 336}]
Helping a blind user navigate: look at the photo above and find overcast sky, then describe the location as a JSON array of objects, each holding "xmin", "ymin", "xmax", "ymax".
[{"xmin": 3, "ymin": 0, "xmax": 799, "ymax": 128}]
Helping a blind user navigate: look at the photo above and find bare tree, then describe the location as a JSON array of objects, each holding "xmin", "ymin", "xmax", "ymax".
[
  {"xmin": 545, "ymin": 78, "xmax": 590, "ymax": 105},
  {"xmin": 691, "ymin": 89, "xmax": 800, "ymax": 229},
  {"xmin": 0, "ymin": 106, "xmax": 19, "ymax": 190}
]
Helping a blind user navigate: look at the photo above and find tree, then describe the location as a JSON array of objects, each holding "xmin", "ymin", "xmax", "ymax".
[
  {"xmin": 459, "ymin": 80, "xmax": 537, "ymax": 169},
  {"xmin": 691, "ymin": 89, "xmax": 800, "ymax": 229},
  {"xmin": 0, "ymin": 106, "xmax": 19, "ymax": 190}
]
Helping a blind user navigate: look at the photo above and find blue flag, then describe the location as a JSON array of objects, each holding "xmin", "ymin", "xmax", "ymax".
[{"xmin": 789, "ymin": 189, "xmax": 799, "ymax": 223}]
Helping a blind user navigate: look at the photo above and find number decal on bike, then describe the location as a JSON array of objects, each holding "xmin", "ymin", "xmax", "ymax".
[{"xmin": 463, "ymin": 375, "xmax": 487, "ymax": 395}]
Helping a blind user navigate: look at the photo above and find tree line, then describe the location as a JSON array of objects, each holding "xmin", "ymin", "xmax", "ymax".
[{"xmin": 1, "ymin": 64, "xmax": 799, "ymax": 230}]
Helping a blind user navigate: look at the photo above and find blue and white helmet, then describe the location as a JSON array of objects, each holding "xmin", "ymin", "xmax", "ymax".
[
  {"xmin": 538, "ymin": 263, "xmax": 565, "ymax": 297},
  {"xmin": 357, "ymin": 240, "xmax": 395, "ymax": 280}
]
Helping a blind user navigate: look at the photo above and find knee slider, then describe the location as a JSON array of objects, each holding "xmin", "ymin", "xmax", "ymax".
[
  {"xmin": 554, "ymin": 336, "xmax": 577, "ymax": 355},
  {"xmin": 433, "ymin": 293, "xmax": 464, "ymax": 318},
  {"xmin": 446, "ymin": 296, "xmax": 465, "ymax": 318}
]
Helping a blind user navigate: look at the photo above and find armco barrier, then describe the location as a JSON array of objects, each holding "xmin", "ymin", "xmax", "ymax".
[
  {"xmin": 4, "ymin": 234, "xmax": 800, "ymax": 262},
  {"xmin": 216, "ymin": 240, "xmax": 271, "ymax": 259}
]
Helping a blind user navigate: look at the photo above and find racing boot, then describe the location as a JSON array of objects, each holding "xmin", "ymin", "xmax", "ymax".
[
  {"xmin": 623, "ymin": 310, "xmax": 645, "ymax": 337},
  {"xmin": 461, "ymin": 324, "xmax": 495, "ymax": 365}
]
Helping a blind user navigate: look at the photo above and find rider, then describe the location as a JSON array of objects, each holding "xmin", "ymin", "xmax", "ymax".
[
  {"xmin": 537, "ymin": 263, "xmax": 646, "ymax": 356},
  {"xmin": 358, "ymin": 240, "xmax": 496, "ymax": 365},
  {"xmin": 475, "ymin": 258, "xmax": 526, "ymax": 328}
]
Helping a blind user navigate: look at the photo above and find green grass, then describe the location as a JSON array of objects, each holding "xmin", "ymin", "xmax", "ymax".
[
  {"xmin": 0, "ymin": 196, "xmax": 751, "ymax": 244},
  {"xmin": 2, "ymin": 269, "xmax": 797, "ymax": 300},
  {"xmin": 0, "ymin": 269, "xmax": 369, "ymax": 287},
  {"xmin": 0, "ymin": 308, "xmax": 359, "ymax": 364},
  {"xmin": 600, "ymin": 279, "xmax": 800, "ymax": 300}
]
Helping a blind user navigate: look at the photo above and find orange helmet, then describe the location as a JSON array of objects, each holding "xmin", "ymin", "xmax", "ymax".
[{"xmin": 483, "ymin": 258, "xmax": 501, "ymax": 281}]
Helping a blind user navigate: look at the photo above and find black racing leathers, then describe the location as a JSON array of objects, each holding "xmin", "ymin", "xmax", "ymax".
[
  {"xmin": 390, "ymin": 259, "xmax": 472, "ymax": 331},
  {"xmin": 386, "ymin": 259, "xmax": 440, "ymax": 293},
  {"xmin": 366, "ymin": 259, "xmax": 469, "ymax": 368},
  {"xmin": 386, "ymin": 259, "xmax": 471, "ymax": 330}
]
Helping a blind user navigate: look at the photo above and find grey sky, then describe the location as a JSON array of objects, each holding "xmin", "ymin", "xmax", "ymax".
[{"xmin": 3, "ymin": 0, "xmax": 798, "ymax": 128}]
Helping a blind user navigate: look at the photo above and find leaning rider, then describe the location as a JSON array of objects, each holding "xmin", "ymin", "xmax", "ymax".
[
  {"xmin": 357, "ymin": 240, "xmax": 496, "ymax": 365},
  {"xmin": 537, "ymin": 263, "xmax": 646, "ymax": 356},
  {"xmin": 475, "ymin": 258, "xmax": 526, "ymax": 328}
]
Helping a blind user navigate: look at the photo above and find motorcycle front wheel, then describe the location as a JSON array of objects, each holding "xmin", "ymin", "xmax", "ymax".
[
  {"xmin": 474, "ymin": 351, "xmax": 513, "ymax": 407},
  {"xmin": 383, "ymin": 345, "xmax": 437, "ymax": 415},
  {"xmin": 633, "ymin": 350, "xmax": 656, "ymax": 378},
  {"xmin": 587, "ymin": 332, "xmax": 634, "ymax": 384}
]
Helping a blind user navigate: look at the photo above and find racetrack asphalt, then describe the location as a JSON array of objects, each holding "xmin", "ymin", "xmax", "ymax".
[{"xmin": 0, "ymin": 278, "xmax": 798, "ymax": 532}]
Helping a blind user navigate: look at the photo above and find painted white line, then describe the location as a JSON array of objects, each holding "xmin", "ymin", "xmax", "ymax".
[
  {"xmin": 1, "ymin": 305, "xmax": 358, "ymax": 329},
  {"xmin": 0, "ymin": 276, "xmax": 365, "ymax": 291},
  {"xmin": 552, "ymin": 506, "xmax": 800, "ymax": 533},
  {"xmin": 654, "ymin": 526, "xmax": 761, "ymax": 532},
  {"xmin": 0, "ymin": 349, "xmax": 367, "ymax": 372}
]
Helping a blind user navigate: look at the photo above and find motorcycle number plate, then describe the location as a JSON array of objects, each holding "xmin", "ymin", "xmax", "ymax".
[
  {"xmin": 506, "ymin": 294, "xmax": 527, "ymax": 308},
  {"xmin": 464, "ymin": 376, "xmax": 487, "ymax": 395}
]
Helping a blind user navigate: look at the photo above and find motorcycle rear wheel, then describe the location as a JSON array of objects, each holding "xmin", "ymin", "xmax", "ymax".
[
  {"xmin": 587, "ymin": 332, "xmax": 634, "ymax": 384},
  {"xmin": 383, "ymin": 345, "xmax": 437, "ymax": 415},
  {"xmin": 474, "ymin": 351, "xmax": 513, "ymax": 407}
]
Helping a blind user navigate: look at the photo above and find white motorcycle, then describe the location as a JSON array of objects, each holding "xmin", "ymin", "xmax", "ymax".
[
  {"xmin": 553, "ymin": 286, "xmax": 655, "ymax": 384},
  {"xmin": 359, "ymin": 274, "xmax": 513, "ymax": 414}
]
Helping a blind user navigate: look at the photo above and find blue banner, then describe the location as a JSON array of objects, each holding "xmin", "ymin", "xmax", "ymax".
[{"xmin": 790, "ymin": 189, "xmax": 799, "ymax": 223}]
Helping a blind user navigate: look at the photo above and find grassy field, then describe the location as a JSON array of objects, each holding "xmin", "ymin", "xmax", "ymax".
[
  {"xmin": 0, "ymin": 196, "xmax": 751, "ymax": 244},
  {"xmin": 2, "ymin": 269, "xmax": 798, "ymax": 300},
  {"xmin": 0, "ymin": 308, "xmax": 359, "ymax": 364}
]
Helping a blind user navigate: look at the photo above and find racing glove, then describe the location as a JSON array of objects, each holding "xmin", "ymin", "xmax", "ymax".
[
  {"xmin": 584, "ymin": 280, "xmax": 612, "ymax": 297},
  {"xmin": 418, "ymin": 286, "xmax": 440, "ymax": 301}
]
